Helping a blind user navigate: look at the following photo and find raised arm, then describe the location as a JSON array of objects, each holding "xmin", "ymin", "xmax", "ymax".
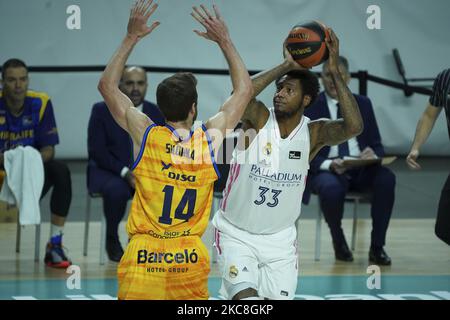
[
  {"xmin": 242, "ymin": 46, "xmax": 306, "ymax": 130},
  {"xmin": 195, "ymin": 5, "xmax": 253, "ymax": 154},
  {"xmin": 406, "ymin": 103, "xmax": 442, "ymax": 170},
  {"xmin": 98, "ymin": 0, "xmax": 160, "ymax": 149},
  {"xmin": 310, "ymin": 29, "xmax": 363, "ymax": 155}
]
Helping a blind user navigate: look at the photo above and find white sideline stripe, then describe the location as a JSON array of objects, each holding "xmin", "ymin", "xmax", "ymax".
[
  {"xmin": 91, "ymin": 294, "xmax": 117, "ymax": 300},
  {"xmin": 12, "ymin": 296, "xmax": 37, "ymax": 300},
  {"xmin": 66, "ymin": 295, "xmax": 91, "ymax": 300}
]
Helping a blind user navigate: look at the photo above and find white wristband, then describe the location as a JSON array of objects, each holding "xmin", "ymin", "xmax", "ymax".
[
  {"xmin": 120, "ymin": 167, "xmax": 130, "ymax": 178},
  {"xmin": 320, "ymin": 159, "xmax": 333, "ymax": 171}
]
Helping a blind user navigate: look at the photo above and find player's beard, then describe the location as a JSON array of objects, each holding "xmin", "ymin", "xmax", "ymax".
[{"xmin": 274, "ymin": 105, "xmax": 302, "ymax": 120}]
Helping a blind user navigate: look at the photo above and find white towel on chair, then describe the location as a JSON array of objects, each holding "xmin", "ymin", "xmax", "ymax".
[{"xmin": 0, "ymin": 146, "xmax": 44, "ymax": 225}]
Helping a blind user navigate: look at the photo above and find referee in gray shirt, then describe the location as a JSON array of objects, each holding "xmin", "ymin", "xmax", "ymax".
[{"xmin": 407, "ymin": 68, "xmax": 450, "ymax": 245}]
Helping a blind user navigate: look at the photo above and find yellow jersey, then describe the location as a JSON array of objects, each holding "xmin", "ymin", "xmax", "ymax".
[{"xmin": 127, "ymin": 123, "xmax": 219, "ymax": 240}]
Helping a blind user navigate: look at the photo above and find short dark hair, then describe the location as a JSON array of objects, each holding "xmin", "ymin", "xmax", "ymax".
[
  {"xmin": 156, "ymin": 72, "xmax": 198, "ymax": 122},
  {"xmin": 2, "ymin": 59, "xmax": 28, "ymax": 79},
  {"xmin": 278, "ymin": 70, "xmax": 320, "ymax": 107}
]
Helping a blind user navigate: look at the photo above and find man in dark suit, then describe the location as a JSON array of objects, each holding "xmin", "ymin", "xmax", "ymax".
[
  {"xmin": 88, "ymin": 66, "xmax": 164, "ymax": 262},
  {"xmin": 303, "ymin": 56, "xmax": 395, "ymax": 265}
]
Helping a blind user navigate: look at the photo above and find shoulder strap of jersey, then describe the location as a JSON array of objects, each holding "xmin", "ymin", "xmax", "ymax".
[{"xmin": 131, "ymin": 123, "xmax": 158, "ymax": 170}]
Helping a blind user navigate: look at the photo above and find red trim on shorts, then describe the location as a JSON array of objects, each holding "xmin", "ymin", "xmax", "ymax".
[
  {"xmin": 221, "ymin": 163, "xmax": 241, "ymax": 211},
  {"xmin": 215, "ymin": 228, "xmax": 222, "ymax": 255},
  {"xmin": 294, "ymin": 239, "xmax": 298, "ymax": 270},
  {"xmin": 220, "ymin": 163, "xmax": 236, "ymax": 211}
]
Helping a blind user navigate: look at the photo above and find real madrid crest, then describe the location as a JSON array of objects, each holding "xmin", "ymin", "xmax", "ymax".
[
  {"xmin": 263, "ymin": 142, "xmax": 272, "ymax": 156},
  {"xmin": 229, "ymin": 265, "xmax": 238, "ymax": 278}
]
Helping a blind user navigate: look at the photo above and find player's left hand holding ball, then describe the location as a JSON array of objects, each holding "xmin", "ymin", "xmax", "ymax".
[{"xmin": 283, "ymin": 41, "xmax": 309, "ymax": 71}]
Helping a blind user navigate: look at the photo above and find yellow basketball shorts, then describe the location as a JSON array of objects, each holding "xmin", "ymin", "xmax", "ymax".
[{"xmin": 117, "ymin": 234, "xmax": 210, "ymax": 300}]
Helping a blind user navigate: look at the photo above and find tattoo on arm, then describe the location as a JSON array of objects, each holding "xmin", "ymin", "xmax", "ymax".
[
  {"xmin": 241, "ymin": 99, "xmax": 268, "ymax": 130},
  {"xmin": 309, "ymin": 117, "xmax": 357, "ymax": 161},
  {"xmin": 251, "ymin": 60, "xmax": 291, "ymax": 98},
  {"xmin": 313, "ymin": 72, "xmax": 363, "ymax": 149},
  {"xmin": 323, "ymin": 119, "xmax": 350, "ymax": 145},
  {"xmin": 332, "ymin": 71, "xmax": 362, "ymax": 137}
]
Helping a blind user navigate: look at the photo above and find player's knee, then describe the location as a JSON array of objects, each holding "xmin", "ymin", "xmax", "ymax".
[
  {"xmin": 105, "ymin": 186, "xmax": 131, "ymax": 201},
  {"xmin": 50, "ymin": 160, "xmax": 72, "ymax": 186},
  {"xmin": 374, "ymin": 167, "xmax": 396, "ymax": 190},
  {"xmin": 223, "ymin": 280, "xmax": 258, "ymax": 300},
  {"xmin": 232, "ymin": 287, "xmax": 259, "ymax": 300},
  {"xmin": 320, "ymin": 183, "xmax": 346, "ymax": 201}
]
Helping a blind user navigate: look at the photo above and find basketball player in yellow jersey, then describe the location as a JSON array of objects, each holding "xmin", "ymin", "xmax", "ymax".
[{"xmin": 98, "ymin": 0, "xmax": 253, "ymax": 300}]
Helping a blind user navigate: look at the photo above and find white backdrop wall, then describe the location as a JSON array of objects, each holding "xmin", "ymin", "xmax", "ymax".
[{"xmin": 0, "ymin": 0, "xmax": 449, "ymax": 158}]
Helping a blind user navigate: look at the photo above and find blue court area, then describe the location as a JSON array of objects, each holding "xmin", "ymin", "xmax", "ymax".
[{"xmin": 1, "ymin": 275, "xmax": 449, "ymax": 300}]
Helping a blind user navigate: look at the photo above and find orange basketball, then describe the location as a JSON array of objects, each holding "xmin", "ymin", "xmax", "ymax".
[{"xmin": 286, "ymin": 21, "xmax": 330, "ymax": 68}]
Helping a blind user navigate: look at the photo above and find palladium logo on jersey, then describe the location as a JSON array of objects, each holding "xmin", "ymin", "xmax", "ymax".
[{"xmin": 249, "ymin": 165, "xmax": 303, "ymax": 183}]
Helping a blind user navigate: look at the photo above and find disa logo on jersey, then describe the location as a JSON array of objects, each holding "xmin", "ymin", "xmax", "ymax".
[{"xmin": 168, "ymin": 172, "xmax": 196, "ymax": 182}]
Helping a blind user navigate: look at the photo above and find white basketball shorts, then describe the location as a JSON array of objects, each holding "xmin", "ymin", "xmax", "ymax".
[{"xmin": 212, "ymin": 212, "xmax": 299, "ymax": 300}]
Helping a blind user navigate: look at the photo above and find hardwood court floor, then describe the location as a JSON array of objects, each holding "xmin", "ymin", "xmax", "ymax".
[
  {"xmin": 0, "ymin": 219, "xmax": 448, "ymax": 280},
  {"xmin": 0, "ymin": 218, "xmax": 449, "ymax": 299},
  {"xmin": 0, "ymin": 160, "xmax": 449, "ymax": 299}
]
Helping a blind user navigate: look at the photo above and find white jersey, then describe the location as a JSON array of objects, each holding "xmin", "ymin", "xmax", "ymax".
[{"xmin": 213, "ymin": 108, "xmax": 311, "ymax": 234}]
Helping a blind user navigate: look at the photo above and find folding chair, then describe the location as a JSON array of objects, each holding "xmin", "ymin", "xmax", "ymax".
[{"xmin": 314, "ymin": 191, "xmax": 372, "ymax": 261}]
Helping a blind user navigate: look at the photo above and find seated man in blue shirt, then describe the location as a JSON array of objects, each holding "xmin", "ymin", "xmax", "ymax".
[
  {"xmin": 303, "ymin": 56, "xmax": 396, "ymax": 265},
  {"xmin": 88, "ymin": 66, "xmax": 164, "ymax": 262},
  {"xmin": 0, "ymin": 58, "xmax": 72, "ymax": 268}
]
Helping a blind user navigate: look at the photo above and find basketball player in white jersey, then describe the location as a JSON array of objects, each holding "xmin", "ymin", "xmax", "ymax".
[{"xmin": 212, "ymin": 29, "xmax": 364, "ymax": 300}]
